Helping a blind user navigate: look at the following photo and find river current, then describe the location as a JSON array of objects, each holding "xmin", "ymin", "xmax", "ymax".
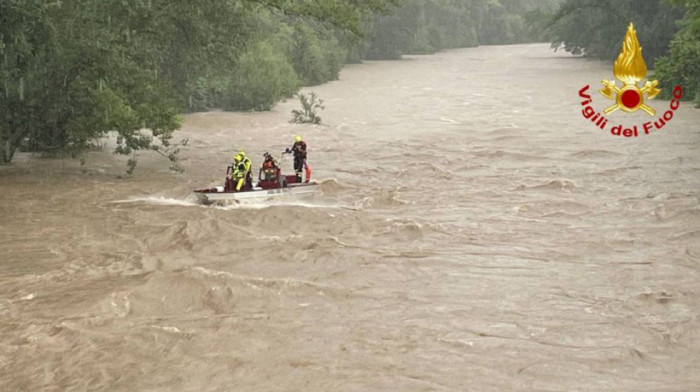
[{"xmin": 1, "ymin": 44, "xmax": 699, "ymax": 391}]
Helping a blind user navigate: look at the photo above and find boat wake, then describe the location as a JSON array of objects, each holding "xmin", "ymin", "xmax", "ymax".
[
  {"xmin": 110, "ymin": 196, "xmax": 202, "ymax": 207},
  {"xmin": 110, "ymin": 195, "xmax": 358, "ymax": 211},
  {"xmin": 214, "ymin": 198, "xmax": 359, "ymax": 211}
]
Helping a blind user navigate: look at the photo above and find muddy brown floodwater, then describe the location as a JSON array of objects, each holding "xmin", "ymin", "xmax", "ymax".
[{"xmin": 1, "ymin": 44, "xmax": 700, "ymax": 391}]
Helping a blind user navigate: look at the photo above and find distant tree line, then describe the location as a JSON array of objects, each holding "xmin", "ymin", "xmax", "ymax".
[
  {"xmin": 364, "ymin": 0, "xmax": 564, "ymax": 59},
  {"xmin": 542, "ymin": 0, "xmax": 699, "ymax": 105}
]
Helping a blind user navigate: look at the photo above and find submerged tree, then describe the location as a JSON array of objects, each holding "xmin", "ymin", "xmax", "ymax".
[{"xmin": 291, "ymin": 92, "xmax": 325, "ymax": 125}]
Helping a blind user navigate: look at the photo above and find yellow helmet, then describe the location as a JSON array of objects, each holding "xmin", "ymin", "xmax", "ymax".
[
  {"xmin": 238, "ymin": 149, "xmax": 247, "ymax": 157},
  {"xmin": 234, "ymin": 154, "xmax": 242, "ymax": 162},
  {"xmin": 294, "ymin": 135, "xmax": 302, "ymax": 143}
]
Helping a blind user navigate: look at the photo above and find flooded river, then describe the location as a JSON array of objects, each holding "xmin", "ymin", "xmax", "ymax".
[{"xmin": 1, "ymin": 44, "xmax": 699, "ymax": 391}]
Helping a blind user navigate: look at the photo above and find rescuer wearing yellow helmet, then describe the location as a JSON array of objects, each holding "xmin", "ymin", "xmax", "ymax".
[
  {"xmin": 237, "ymin": 149, "xmax": 253, "ymax": 186},
  {"xmin": 230, "ymin": 153, "xmax": 248, "ymax": 191},
  {"xmin": 284, "ymin": 135, "xmax": 311, "ymax": 182},
  {"xmin": 227, "ymin": 150, "xmax": 253, "ymax": 191}
]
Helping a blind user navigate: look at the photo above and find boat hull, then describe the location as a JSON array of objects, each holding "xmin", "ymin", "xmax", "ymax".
[{"xmin": 194, "ymin": 182, "xmax": 318, "ymax": 203}]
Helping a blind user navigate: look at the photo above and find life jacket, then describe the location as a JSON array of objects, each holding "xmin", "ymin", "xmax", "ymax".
[
  {"xmin": 242, "ymin": 156, "xmax": 252, "ymax": 172},
  {"xmin": 233, "ymin": 161, "xmax": 246, "ymax": 179},
  {"xmin": 262, "ymin": 159, "xmax": 278, "ymax": 180},
  {"xmin": 292, "ymin": 141, "xmax": 307, "ymax": 159}
]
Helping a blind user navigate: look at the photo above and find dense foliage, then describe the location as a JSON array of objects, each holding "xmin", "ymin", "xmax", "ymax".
[
  {"xmin": 654, "ymin": 0, "xmax": 700, "ymax": 104},
  {"xmin": 1, "ymin": 0, "xmax": 188, "ymax": 164},
  {"xmin": 544, "ymin": 0, "xmax": 698, "ymax": 104},
  {"xmin": 0, "ymin": 0, "xmax": 396, "ymax": 165},
  {"xmin": 546, "ymin": 0, "xmax": 684, "ymax": 65}
]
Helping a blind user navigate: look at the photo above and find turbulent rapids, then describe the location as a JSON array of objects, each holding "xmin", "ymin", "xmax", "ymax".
[{"xmin": 1, "ymin": 45, "xmax": 700, "ymax": 391}]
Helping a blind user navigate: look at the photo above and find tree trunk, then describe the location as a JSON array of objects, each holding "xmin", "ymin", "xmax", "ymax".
[{"xmin": 1, "ymin": 139, "xmax": 15, "ymax": 164}]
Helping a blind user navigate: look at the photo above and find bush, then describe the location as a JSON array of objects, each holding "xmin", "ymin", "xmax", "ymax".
[
  {"xmin": 291, "ymin": 92, "xmax": 324, "ymax": 124},
  {"xmin": 654, "ymin": 29, "xmax": 700, "ymax": 105}
]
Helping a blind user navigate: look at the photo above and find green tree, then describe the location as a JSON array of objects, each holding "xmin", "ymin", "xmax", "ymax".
[
  {"xmin": 0, "ymin": 0, "xmax": 400, "ymax": 166},
  {"xmin": 290, "ymin": 23, "xmax": 345, "ymax": 86},
  {"xmin": 0, "ymin": 0, "xmax": 193, "ymax": 165},
  {"xmin": 226, "ymin": 40, "xmax": 300, "ymax": 111},
  {"xmin": 546, "ymin": 0, "xmax": 684, "ymax": 65},
  {"xmin": 654, "ymin": 0, "xmax": 700, "ymax": 104}
]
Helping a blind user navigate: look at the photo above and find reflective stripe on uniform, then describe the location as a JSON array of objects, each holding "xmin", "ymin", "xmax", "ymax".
[{"xmin": 233, "ymin": 162, "xmax": 246, "ymax": 179}]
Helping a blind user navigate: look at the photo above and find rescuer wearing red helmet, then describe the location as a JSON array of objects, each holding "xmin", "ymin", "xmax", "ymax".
[{"xmin": 259, "ymin": 152, "xmax": 280, "ymax": 183}]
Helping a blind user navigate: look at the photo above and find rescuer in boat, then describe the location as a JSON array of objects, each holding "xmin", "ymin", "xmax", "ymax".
[
  {"xmin": 285, "ymin": 135, "xmax": 311, "ymax": 183},
  {"xmin": 238, "ymin": 149, "xmax": 253, "ymax": 186},
  {"xmin": 259, "ymin": 152, "xmax": 281, "ymax": 184},
  {"xmin": 229, "ymin": 153, "xmax": 252, "ymax": 191}
]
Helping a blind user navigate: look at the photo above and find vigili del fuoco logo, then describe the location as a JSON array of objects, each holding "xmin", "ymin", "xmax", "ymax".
[{"xmin": 578, "ymin": 23, "xmax": 683, "ymax": 137}]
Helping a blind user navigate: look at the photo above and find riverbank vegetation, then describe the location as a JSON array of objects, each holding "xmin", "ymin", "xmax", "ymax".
[
  {"xmin": 0, "ymin": 0, "xmax": 396, "ymax": 165},
  {"xmin": 1, "ymin": 0, "xmax": 697, "ymax": 168},
  {"xmin": 544, "ymin": 0, "xmax": 699, "ymax": 105}
]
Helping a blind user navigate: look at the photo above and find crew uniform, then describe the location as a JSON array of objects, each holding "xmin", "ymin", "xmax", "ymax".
[
  {"xmin": 232, "ymin": 154, "xmax": 247, "ymax": 191},
  {"xmin": 238, "ymin": 150, "xmax": 253, "ymax": 186},
  {"xmin": 259, "ymin": 152, "xmax": 280, "ymax": 182},
  {"xmin": 231, "ymin": 150, "xmax": 253, "ymax": 191},
  {"xmin": 286, "ymin": 135, "xmax": 311, "ymax": 182}
]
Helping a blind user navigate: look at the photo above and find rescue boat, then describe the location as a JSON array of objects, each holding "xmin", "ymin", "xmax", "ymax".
[{"xmin": 194, "ymin": 166, "xmax": 318, "ymax": 204}]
